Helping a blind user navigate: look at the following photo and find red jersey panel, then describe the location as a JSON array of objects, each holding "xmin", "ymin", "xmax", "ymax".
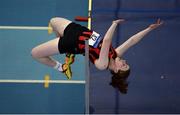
[{"xmin": 77, "ymin": 31, "xmax": 117, "ymax": 64}]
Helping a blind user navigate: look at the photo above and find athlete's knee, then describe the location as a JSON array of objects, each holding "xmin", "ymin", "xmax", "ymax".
[
  {"xmin": 49, "ymin": 17, "xmax": 62, "ymax": 32},
  {"xmin": 31, "ymin": 47, "xmax": 40, "ymax": 59},
  {"xmin": 50, "ymin": 17, "xmax": 56, "ymax": 24},
  {"xmin": 50, "ymin": 18, "xmax": 56, "ymax": 27},
  {"xmin": 50, "ymin": 17, "xmax": 62, "ymax": 25}
]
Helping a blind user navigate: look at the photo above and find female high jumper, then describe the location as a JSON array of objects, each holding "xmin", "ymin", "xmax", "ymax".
[{"xmin": 31, "ymin": 17, "xmax": 162, "ymax": 82}]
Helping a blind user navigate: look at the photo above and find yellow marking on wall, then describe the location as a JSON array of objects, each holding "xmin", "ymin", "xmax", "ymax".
[{"xmin": 44, "ymin": 74, "xmax": 50, "ymax": 88}]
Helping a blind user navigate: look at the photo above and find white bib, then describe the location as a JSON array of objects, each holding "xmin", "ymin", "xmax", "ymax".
[{"xmin": 88, "ymin": 31, "xmax": 102, "ymax": 48}]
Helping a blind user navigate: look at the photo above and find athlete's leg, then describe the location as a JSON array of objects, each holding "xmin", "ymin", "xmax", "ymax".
[
  {"xmin": 31, "ymin": 38, "xmax": 60, "ymax": 68},
  {"xmin": 49, "ymin": 17, "xmax": 72, "ymax": 37},
  {"xmin": 50, "ymin": 17, "xmax": 75, "ymax": 65},
  {"xmin": 31, "ymin": 17, "xmax": 71, "ymax": 69},
  {"xmin": 31, "ymin": 17, "xmax": 74, "ymax": 79}
]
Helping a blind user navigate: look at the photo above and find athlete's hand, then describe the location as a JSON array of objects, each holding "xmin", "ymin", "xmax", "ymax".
[
  {"xmin": 113, "ymin": 19, "xmax": 125, "ymax": 24},
  {"xmin": 149, "ymin": 19, "xmax": 163, "ymax": 30}
]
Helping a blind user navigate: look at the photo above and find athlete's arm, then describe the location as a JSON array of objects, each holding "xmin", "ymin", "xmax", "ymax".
[
  {"xmin": 95, "ymin": 19, "xmax": 124, "ymax": 70},
  {"xmin": 115, "ymin": 19, "xmax": 163, "ymax": 57}
]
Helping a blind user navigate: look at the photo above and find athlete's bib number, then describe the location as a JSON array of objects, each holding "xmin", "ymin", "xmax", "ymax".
[{"xmin": 88, "ymin": 31, "xmax": 102, "ymax": 48}]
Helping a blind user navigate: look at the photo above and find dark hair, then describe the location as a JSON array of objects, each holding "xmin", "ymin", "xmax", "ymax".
[{"xmin": 109, "ymin": 69, "xmax": 130, "ymax": 94}]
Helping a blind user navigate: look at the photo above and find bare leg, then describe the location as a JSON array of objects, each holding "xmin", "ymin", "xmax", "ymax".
[
  {"xmin": 31, "ymin": 38, "xmax": 60, "ymax": 68},
  {"xmin": 50, "ymin": 17, "xmax": 72, "ymax": 37},
  {"xmin": 31, "ymin": 17, "xmax": 72, "ymax": 72}
]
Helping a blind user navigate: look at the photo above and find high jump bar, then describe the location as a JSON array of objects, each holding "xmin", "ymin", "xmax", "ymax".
[{"xmin": 0, "ymin": 26, "xmax": 50, "ymax": 30}]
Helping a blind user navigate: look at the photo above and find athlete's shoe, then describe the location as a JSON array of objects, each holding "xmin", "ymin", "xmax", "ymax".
[
  {"xmin": 65, "ymin": 53, "xmax": 75, "ymax": 65},
  {"xmin": 62, "ymin": 63, "xmax": 72, "ymax": 80}
]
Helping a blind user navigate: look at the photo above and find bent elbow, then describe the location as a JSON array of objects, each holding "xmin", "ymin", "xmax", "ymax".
[{"xmin": 95, "ymin": 62, "xmax": 108, "ymax": 70}]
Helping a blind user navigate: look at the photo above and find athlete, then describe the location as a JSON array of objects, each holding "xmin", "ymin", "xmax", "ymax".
[{"xmin": 31, "ymin": 17, "xmax": 163, "ymax": 82}]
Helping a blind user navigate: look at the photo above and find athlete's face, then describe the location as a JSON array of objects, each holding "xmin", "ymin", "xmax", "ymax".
[{"xmin": 114, "ymin": 57, "xmax": 129, "ymax": 73}]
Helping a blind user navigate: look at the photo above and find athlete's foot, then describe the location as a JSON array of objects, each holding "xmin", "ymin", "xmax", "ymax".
[
  {"xmin": 65, "ymin": 53, "xmax": 75, "ymax": 65},
  {"xmin": 62, "ymin": 63, "xmax": 72, "ymax": 79}
]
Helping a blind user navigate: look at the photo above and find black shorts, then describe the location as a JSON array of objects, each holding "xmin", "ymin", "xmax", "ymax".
[{"xmin": 58, "ymin": 22, "xmax": 89, "ymax": 54}]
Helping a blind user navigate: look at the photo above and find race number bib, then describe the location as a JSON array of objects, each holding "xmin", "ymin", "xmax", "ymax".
[{"xmin": 88, "ymin": 31, "xmax": 102, "ymax": 48}]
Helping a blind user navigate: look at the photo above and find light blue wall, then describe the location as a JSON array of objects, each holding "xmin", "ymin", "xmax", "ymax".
[{"xmin": 0, "ymin": 0, "xmax": 88, "ymax": 113}]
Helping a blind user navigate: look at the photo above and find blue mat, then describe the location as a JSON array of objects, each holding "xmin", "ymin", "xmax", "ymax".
[{"xmin": 90, "ymin": 0, "xmax": 180, "ymax": 114}]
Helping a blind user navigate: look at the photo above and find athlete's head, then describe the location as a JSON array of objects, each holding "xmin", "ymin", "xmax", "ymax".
[
  {"xmin": 109, "ymin": 57, "xmax": 130, "ymax": 94},
  {"xmin": 113, "ymin": 57, "xmax": 130, "ymax": 73},
  {"xmin": 110, "ymin": 69, "xmax": 130, "ymax": 94}
]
